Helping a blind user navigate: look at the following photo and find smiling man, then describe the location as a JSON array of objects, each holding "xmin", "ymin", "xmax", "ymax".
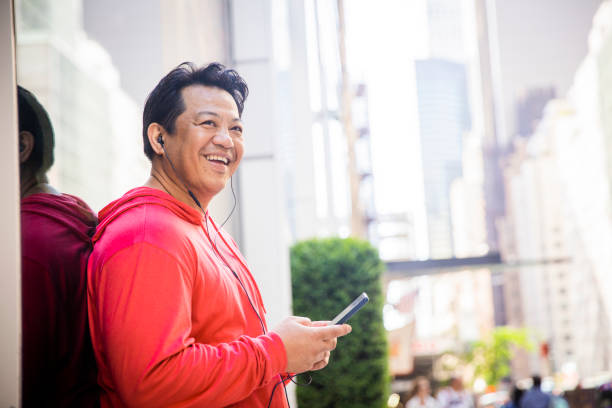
[{"xmin": 87, "ymin": 62, "xmax": 351, "ymax": 408}]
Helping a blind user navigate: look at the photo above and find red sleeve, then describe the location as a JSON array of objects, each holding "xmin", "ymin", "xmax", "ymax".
[{"xmin": 88, "ymin": 242, "xmax": 287, "ymax": 407}]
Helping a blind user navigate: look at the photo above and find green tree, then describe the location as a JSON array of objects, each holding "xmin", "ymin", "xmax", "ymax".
[
  {"xmin": 466, "ymin": 327, "xmax": 533, "ymax": 386},
  {"xmin": 291, "ymin": 238, "xmax": 389, "ymax": 407}
]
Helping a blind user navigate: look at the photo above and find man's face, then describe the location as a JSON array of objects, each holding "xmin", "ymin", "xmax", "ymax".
[
  {"xmin": 167, "ymin": 85, "xmax": 244, "ymax": 202},
  {"xmin": 417, "ymin": 379, "xmax": 430, "ymax": 394}
]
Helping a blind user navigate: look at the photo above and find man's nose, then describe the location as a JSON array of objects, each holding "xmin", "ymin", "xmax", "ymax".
[{"xmin": 213, "ymin": 128, "xmax": 233, "ymax": 148}]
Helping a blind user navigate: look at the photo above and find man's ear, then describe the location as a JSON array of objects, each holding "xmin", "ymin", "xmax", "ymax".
[
  {"xmin": 19, "ymin": 131, "xmax": 35, "ymax": 164},
  {"xmin": 147, "ymin": 123, "xmax": 165, "ymax": 156}
]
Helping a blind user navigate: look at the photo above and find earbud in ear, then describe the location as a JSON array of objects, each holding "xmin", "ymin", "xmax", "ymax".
[{"xmin": 157, "ymin": 135, "xmax": 164, "ymax": 146}]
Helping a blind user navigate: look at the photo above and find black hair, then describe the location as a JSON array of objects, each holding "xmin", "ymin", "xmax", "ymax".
[
  {"xmin": 17, "ymin": 86, "xmax": 55, "ymax": 176},
  {"xmin": 532, "ymin": 375, "xmax": 542, "ymax": 388},
  {"xmin": 142, "ymin": 62, "xmax": 249, "ymax": 160}
]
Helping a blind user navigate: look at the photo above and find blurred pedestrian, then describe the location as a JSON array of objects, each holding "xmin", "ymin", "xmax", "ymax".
[
  {"xmin": 519, "ymin": 375, "xmax": 550, "ymax": 408},
  {"xmin": 549, "ymin": 392, "xmax": 569, "ymax": 408},
  {"xmin": 596, "ymin": 382, "xmax": 612, "ymax": 408},
  {"xmin": 501, "ymin": 385, "xmax": 524, "ymax": 408},
  {"xmin": 437, "ymin": 376, "xmax": 474, "ymax": 408},
  {"xmin": 18, "ymin": 86, "xmax": 99, "ymax": 407},
  {"xmin": 407, "ymin": 377, "xmax": 440, "ymax": 408}
]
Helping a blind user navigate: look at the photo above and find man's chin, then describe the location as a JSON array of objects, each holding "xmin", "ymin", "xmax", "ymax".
[{"xmin": 208, "ymin": 179, "xmax": 230, "ymax": 195}]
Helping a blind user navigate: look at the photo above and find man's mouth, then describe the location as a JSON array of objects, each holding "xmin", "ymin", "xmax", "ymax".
[{"xmin": 205, "ymin": 154, "xmax": 230, "ymax": 165}]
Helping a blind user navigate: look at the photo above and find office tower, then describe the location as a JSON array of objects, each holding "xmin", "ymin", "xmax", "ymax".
[{"xmin": 415, "ymin": 59, "xmax": 471, "ymax": 259}]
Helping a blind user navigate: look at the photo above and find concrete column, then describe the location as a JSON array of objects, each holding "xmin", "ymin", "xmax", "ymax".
[
  {"xmin": 288, "ymin": 0, "xmax": 317, "ymax": 241},
  {"xmin": 230, "ymin": 0, "xmax": 292, "ymax": 327},
  {"xmin": 229, "ymin": 0, "xmax": 296, "ymax": 403}
]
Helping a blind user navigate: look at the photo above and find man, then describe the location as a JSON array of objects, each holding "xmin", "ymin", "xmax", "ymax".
[
  {"xmin": 519, "ymin": 375, "xmax": 550, "ymax": 408},
  {"xmin": 437, "ymin": 376, "xmax": 474, "ymax": 408},
  {"xmin": 18, "ymin": 86, "xmax": 99, "ymax": 406},
  {"xmin": 87, "ymin": 62, "xmax": 352, "ymax": 407}
]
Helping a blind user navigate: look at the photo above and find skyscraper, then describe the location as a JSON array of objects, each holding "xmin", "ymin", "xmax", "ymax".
[
  {"xmin": 474, "ymin": 0, "xmax": 505, "ymax": 253},
  {"xmin": 515, "ymin": 87, "xmax": 556, "ymax": 137},
  {"xmin": 415, "ymin": 59, "xmax": 471, "ymax": 258}
]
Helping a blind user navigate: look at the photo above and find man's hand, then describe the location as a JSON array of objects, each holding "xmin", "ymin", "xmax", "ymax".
[{"xmin": 272, "ymin": 317, "xmax": 352, "ymax": 374}]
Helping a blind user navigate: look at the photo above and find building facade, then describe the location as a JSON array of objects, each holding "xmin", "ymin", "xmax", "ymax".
[
  {"xmin": 498, "ymin": 11, "xmax": 612, "ymax": 376},
  {"xmin": 16, "ymin": 0, "xmax": 148, "ymax": 212}
]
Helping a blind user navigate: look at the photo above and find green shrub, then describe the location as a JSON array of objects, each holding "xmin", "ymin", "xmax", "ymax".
[{"xmin": 290, "ymin": 237, "xmax": 389, "ymax": 408}]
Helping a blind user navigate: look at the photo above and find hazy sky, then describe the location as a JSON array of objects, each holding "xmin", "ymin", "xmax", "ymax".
[
  {"xmin": 489, "ymin": 0, "xmax": 602, "ymax": 144},
  {"xmin": 344, "ymin": 0, "xmax": 431, "ymax": 258}
]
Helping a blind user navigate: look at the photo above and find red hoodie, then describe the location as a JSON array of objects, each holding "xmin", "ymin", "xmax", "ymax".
[
  {"xmin": 21, "ymin": 193, "xmax": 99, "ymax": 407},
  {"xmin": 87, "ymin": 187, "xmax": 289, "ymax": 408}
]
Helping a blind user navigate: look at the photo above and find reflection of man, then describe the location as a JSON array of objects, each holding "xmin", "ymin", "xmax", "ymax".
[
  {"xmin": 87, "ymin": 62, "xmax": 351, "ymax": 407},
  {"xmin": 18, "ymin": 86, "xmax": 99, "ymax": 406},
  {"xmin": 519, "ymin": 375, "xmax": 550, "ymax": 408},
  {"xmin": 437, "ymin": 376, "xmax": 474, "ymax": 408}
]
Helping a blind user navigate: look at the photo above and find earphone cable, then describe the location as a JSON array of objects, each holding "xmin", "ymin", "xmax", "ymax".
[
  {"xmin": 212, "ymin": 175, "xmax": 236, "ymax": 259},
  {"xmin": 219, "ymin": 176, "xmax": 237, "ymax": 228},
  {"xmin": 204, "ymin": 213, "xmax": 267, "ymax": 336},
  {"xmin": 160, "ymin": 143, "xmax": 291, "ymax": 407},
  {"xmin": 205, "ymin": 214, "xmax": 291, "ymax": 408}
]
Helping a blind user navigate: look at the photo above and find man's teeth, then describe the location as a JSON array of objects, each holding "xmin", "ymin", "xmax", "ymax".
[{"xmin": 206, "ymin": 155, "xmax": 229, "ymax": 164}]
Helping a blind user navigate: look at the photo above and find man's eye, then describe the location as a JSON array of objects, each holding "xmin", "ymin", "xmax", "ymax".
[
  {"xmin": 200, "ymin": 120, "xmax": 215, "ymax": 126},
  {"xmin": 231, "ymin": 126, "xmax": 243, "ymax": 133}
]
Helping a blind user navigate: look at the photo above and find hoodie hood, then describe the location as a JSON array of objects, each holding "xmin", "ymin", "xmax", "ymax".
[
  {"xmin": 21, "ymin": 193, "xmax": 97, "ymax": 243},
  {"xmin": 93, "ymin": 187, "xmax": 203, "ymax": 244}
]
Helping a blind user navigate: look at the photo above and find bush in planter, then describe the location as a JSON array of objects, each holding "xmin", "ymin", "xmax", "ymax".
[{"xmin": 290, "ymin": 237, "xmax": 388, "ymax": 408}]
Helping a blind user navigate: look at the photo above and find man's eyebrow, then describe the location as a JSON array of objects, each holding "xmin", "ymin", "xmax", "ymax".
[
  {"xmin": 196, "ymin": 110, "xmax": 219, "ymax": 117},
  {"xmin": 195, "ymin": 111, "xmax": 241, "ymax": 122}
]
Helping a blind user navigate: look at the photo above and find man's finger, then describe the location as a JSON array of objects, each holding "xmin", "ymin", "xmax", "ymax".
[
  {"xmin": 310, "ymin": 320, "xmax": 332, "ymax": 327},
  {"xmin": 315, "ymin": 351, "xmax": 327, "ymax": 362},
  {"xmin": 311, "ymin": 351, "xmax": 331, "ymax": 371},
  {"xmin": 326, "ymin": 337, "xmax": 338, "ymax": 350},
  {"xmin": 311, "ymin": 360, "xmax": 326, "ymax": 371},
  {"xmin": 314, "ymin": 323, "xmax": 352, "ymax": 340},
  {"xmin": 290, "ymin": 316, "xmax": 312, "ymax": 326},
  {"xmin": 311, "ymin": 358, "xmax": 329, "ymax": 371}
]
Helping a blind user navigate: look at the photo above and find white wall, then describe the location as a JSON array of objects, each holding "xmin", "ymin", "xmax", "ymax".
[{"xmin": 0, "ymin": 0, "xmax": 21, "ymax": 405}]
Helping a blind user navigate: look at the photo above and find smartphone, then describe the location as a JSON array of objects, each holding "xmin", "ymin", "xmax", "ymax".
[{"xmin": 330, "ymin": 292, "xmax": 369, "ymax": 325}]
